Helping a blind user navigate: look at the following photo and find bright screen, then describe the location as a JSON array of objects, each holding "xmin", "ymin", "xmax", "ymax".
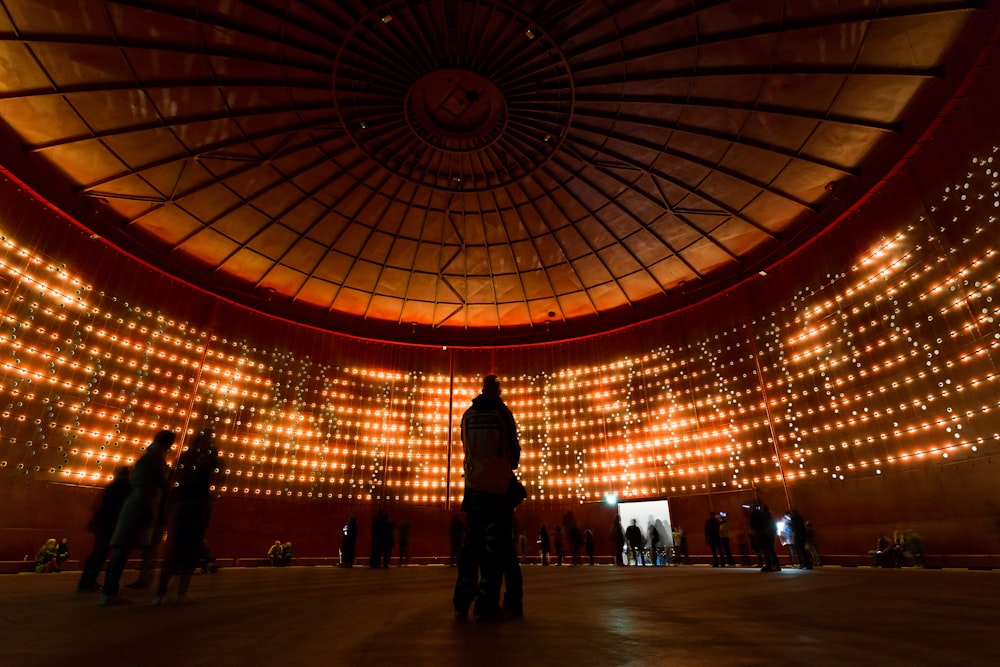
[{"xmin": 616, "ymin": 499, "xmax": 673, "ymax": 564}]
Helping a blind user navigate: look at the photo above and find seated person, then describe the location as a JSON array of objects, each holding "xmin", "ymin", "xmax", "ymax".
[
  {"xmin": 902, "ymin": 529, "xmax": 927, "ymax": 568},
  {"xmin": 35, "ymin": 538, "xmax": 60, "ymax": 573},
  {"xmin": 281, "ymin": 541, "xmax": 293, "ymax": 566},
  {"xmin": 871, "ymin": 534, "xmax": 895, "ymax": 568},
  {"xmin": 56, "ymin": 538, "xmax": 70, "ymax": 567},
  {"xmin": 268, "ymin": 540, "xmax": 284, "ymax": 566}
]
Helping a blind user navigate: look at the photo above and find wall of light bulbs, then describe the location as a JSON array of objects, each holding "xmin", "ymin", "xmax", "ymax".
[{"xmin": 1, "ymin": 60, "xmax": 998, "ymax": 561}]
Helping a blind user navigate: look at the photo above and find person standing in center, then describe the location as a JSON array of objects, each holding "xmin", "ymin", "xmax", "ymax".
[{"xmin": 453, "ymin": 374, "xmax": 521, "ymax": 620}]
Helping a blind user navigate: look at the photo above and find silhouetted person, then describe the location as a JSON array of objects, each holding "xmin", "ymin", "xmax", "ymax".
[
  {"xmin": 124, "ymin": 481, "xmax": 173, "ymax": 590},
  {"xmin": 56, "ymin": 538, "xmax": 70, "ymax": 568},
  {"xmin": 538, "ymin": 523, "xmax": 551, "ymax": 566},
  {"xmin": 612, "ymin": 516, "xmax": 626, "ymax": 566},
  {"xmin": 788, "ymin": 509, "xmax": 811, "ymax": 569},
  {"xmin": 341, "ymin": 517, "xmax": 358, "ymax": 567},
  {"xmin": 448, "ymin": 514, "xmax": 464, "ymax": 567},
  {"xmin": 77, "ymin": 466, "xmax": 131, "ymax": 592},
  {"xmin": 381, "ymin": 517, "xmax": 395, "ymax": 568},
  {"xmin": 566, "ymin": 512, "xmax": 582, "ymax": 566},
  {"xmin": 584, "ymin": 528, "xmax": 595, "ymax": 565},
  {"xmin": 747, "ymin": 531, "xmax": 763, "ymax": 568},
  {"xmin": 805, "ymin": 521, "xmax": 822, "ymax": 567},
  {"xmin": 625, "ymin": 520, "xmax": 644, "ymax": 566},
  {"xmin": 655, "ymin": 519, "xmax": 672, "ymax": 565},
  {"xmin": 453, "ymin": 374, "xmax": 521, "ymax": 620},
  {"xmin": 872, "ymin": 534, "xmax": 894, "ymax": 567},
  {"xmin": 99, "ymin": 429, "xmax": 175, "ymax": 605},
  {"xmin": 649, "ymin": 523, "xmax": 661, "ymax": 566},
  {"xmin": 749, "ymin": 504, "xmax": 781, "ymax": 572},
  {"xmin": 370, "ymin": 509, "xmax": 388, "ymax": 568},
  {"xmin": 281, "ymin": 541, "xmax": 292, "ymax": 565},
  {"xmin": 705, "ymin": 512, "xmax": 721, "ymax": 567},
  {"xmin": 154, "ymin": 429, "xmax": 219, "ymax": 605},
  {"xmin": 719, "ymin": 515, "xmax": 736, "ymax": 567}
]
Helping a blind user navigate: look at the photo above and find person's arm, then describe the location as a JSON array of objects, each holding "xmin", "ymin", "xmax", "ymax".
[{"xmin": 501, "ymin": 404, "xmax": 520, "ymax": 468}]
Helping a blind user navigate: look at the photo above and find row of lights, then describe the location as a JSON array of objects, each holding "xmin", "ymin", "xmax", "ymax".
[{"xmin": 0, "ymin": 152, "xmax": 998, "ymax": 501}]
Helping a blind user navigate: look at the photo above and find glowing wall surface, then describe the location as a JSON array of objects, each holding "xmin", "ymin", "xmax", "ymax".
[
  {"xmin": 2, "ymin": 149, "xmax": 997, "ymax": 509},
  {"xmin": 0, "ymin": 56, "xmax": 998, "ymax": 562}
]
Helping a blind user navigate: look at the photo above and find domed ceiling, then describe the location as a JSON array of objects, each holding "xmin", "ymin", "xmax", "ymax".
[{"xmin": 0, "ymin": 0, "xmax": 996, "ymax": 345}]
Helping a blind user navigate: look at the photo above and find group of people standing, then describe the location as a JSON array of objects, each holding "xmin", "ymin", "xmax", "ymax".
[
  {"xmin": 704, "ymin": 511, "xmax": 737, "ymax": 568},
  {"xmin": 535, "ymin": 515, "xmax": 595, "ymax": 566},
  {"xmin": 609, "ymin": 516, "xmax": 685, "ymax": 566},
  {"xmin": 65, "ymin": 376, "xmax": 822, "ymax": 624},
  {"xmin": 364, "ymin": 510, "xmax": 412, "ymax": 568},
  {"xmin": 75, "ymin": 428, "xmax": 219, "ymax": 605}
]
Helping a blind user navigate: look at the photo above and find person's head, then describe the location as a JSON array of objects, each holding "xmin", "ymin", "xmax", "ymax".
[
  {"xmin": 151, "ymin": 429, "xmax": 176, "ymax": 450},
  {"xmin": 482, "ymin": 374, "xmax": 501, "ymax": 396}
]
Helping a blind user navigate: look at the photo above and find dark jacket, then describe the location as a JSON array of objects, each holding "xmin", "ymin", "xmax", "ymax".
[
  {"xmin": 461, "ymin": 393, "xmax": 520, "ymax": 494},
  {"xmin": 110, "ymin": 444, "xmax": 170, "ymax": 548}
]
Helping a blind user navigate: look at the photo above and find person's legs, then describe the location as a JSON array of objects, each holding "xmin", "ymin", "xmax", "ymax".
[
  {"xmin": 794, "ymin": 540, "xmax": 811, "ymax": 568},
  {"xmin": 473, "ymin": 504, "xmax": 506, "ymax": 617},
  {"xmin": 125, "ymin": 543, "xmax": 157, "ymax": 589},
  {"xmin": 77, "ymin": 534, "xmax": 112, "ymax": 590},
  {"xmin": 499, "ymin": 512, "xmax": 522, "ymax": 617},
  {"xmin": 723, "ymin": 538, "xmax": 735, "ymax": 566},
  {"xmin": 176, "ymin": 571, "xmax": 195, "ymax": 603},
  {"xmin": 99, "ymin": 546, "xmax": 131, "ymax": 604},
  {"xmin": 453, "ymin": 509, "xmax": 483, "ymax": 616},
  {"xmin": 766, "ymin": 541, "xmax": 782, "ymax": 571},
  {"xmin": 154, "ymin": 543, "xmax": 180, "ymax": 603}
]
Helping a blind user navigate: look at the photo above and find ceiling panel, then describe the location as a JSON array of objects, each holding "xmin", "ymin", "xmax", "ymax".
[{"xmin": 0, "ymin": 0, "xmax": 993, "ymax": 344}]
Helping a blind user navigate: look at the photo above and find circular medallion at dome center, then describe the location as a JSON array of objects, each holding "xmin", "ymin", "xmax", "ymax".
[{"xmin": 406, "ymin": 70, "xmax": 507, "ymax": 152}]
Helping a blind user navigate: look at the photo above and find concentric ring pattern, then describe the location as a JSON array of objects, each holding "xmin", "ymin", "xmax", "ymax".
[{"xmin": 0, "ymin": 0, "xmax": 992, "ymax": 344}]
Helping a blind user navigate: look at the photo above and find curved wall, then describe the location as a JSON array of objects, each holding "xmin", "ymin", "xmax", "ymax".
[{"xmin": 1, "ymin": 49, "xmax": 998, "ymax": 566}]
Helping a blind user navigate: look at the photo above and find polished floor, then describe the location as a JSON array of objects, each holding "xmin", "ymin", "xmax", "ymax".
[{"xmin": 2, "ymin": 564, "xmax": 998, "ymax": 666}]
